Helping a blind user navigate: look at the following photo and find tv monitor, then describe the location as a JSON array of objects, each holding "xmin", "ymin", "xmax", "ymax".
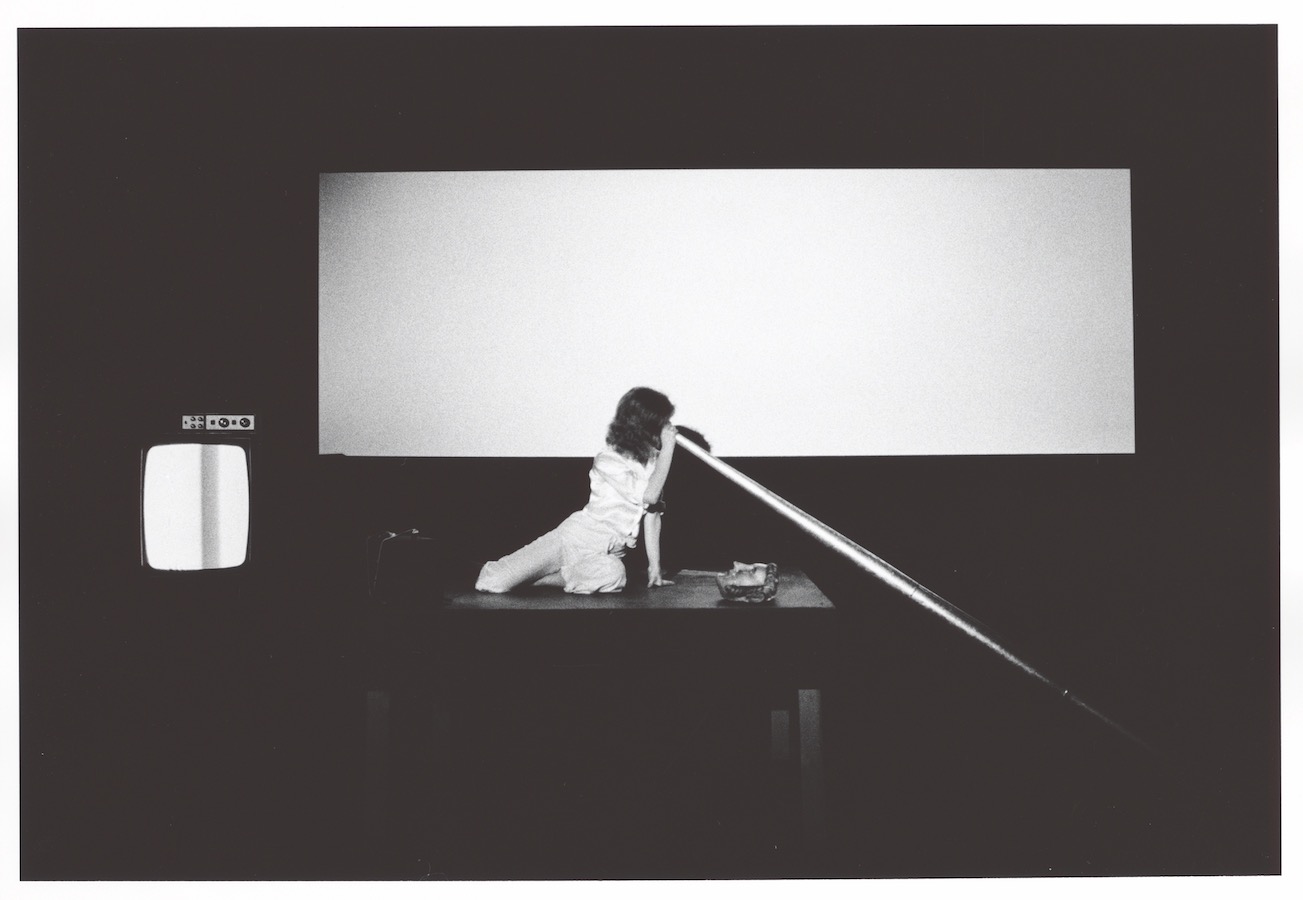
[{"xmin": 140, "ymin": 426, "xmax": 254, "ymax": 571}]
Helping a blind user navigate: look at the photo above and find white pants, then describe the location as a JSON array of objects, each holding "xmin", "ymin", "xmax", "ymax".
[{"xmin": 475, "ymin": 511, "xmax": 629, "ymax": 594}]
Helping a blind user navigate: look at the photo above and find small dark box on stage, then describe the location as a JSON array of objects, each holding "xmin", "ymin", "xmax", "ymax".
[{"xmin": 366, "ymin": 530, "xmax": 444, "ymax": 605}]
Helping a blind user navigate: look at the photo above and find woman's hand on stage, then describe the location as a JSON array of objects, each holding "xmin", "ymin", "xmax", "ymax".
[{"xmin": 648, "ymin": 568, "xmax": 674, "ymax": 588}]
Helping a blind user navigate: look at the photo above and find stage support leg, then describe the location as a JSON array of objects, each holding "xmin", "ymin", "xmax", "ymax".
[{"xmin": 797, "ymin": 688, "xmax": 825, "ymax": 843}]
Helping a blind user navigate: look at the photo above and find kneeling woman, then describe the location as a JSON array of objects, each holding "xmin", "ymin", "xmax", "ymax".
[{"xmin": 475, "ymin": 387, "xmax": 678, "ymax": 594}]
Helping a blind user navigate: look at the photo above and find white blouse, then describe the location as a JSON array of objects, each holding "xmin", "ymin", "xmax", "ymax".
[{"xmin": 582, "ymin": 446, "xmax": 656, "ymax": 546}]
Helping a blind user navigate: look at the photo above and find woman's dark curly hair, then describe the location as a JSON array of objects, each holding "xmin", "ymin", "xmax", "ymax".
[{"xmin": 606, "ymin": 387, "xmax": 675, "ymax": 466}]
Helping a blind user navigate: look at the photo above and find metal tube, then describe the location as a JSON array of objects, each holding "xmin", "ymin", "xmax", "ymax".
[{"xmin": 674, "ymin": 432, "xmax": 1150, "ymax": 752}]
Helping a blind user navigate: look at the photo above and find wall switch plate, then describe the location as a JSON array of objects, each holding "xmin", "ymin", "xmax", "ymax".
[{"xmin": 205, "ymin": 415, "xmax": 256, "ymax": 431}]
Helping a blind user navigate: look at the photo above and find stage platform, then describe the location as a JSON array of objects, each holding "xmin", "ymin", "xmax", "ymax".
[
  {"xmin": 363, "ymin": 568, "xmax": 840, "ymax": 875},
  {"xmin": 445, "ymin": 566, "xmax": 834, "ymax": 611}
]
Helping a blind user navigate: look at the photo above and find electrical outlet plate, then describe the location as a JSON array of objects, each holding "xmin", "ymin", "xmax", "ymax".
[
  {"xmin": 206, "ymin": 415, "xmax": 256, "ymax": 431},
  {"xmin": 178, "ymin": 414, "xmax": 256, "ymax": 430}
]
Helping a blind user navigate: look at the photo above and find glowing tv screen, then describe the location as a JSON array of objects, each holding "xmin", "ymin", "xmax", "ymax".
[{"xmin": 141, "ymin": 442, "xmax": 251, "ymax": 570}]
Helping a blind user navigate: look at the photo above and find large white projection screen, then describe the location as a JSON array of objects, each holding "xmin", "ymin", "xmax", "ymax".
[{"xmin": 319, "ymin": 170, "xmax": 1134, "ymax": 457}]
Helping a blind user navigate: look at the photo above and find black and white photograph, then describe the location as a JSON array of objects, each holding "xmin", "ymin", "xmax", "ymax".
[{"xmin": 12, "ymin": 11, "xmax": 1288, "ymax": 889}]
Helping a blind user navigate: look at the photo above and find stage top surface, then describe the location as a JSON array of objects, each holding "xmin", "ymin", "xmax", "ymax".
[{"xmin": 444, "ymin": 568, "xmax": 834, "ymax": 613}]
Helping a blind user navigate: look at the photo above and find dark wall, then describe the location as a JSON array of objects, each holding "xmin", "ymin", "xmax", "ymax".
[{"xmin": 19, "ymin": 26, "xmax": 1278, "ymax": 878}]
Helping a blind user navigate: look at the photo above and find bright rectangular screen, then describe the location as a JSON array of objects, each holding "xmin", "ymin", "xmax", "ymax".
[
  {"xmin": 319, "ymin": 169, "xmax": 1134, "ymax": 457},
  {"xmin": 142, "ymin": 443, "xmax": 250, "ymax": 570}
]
